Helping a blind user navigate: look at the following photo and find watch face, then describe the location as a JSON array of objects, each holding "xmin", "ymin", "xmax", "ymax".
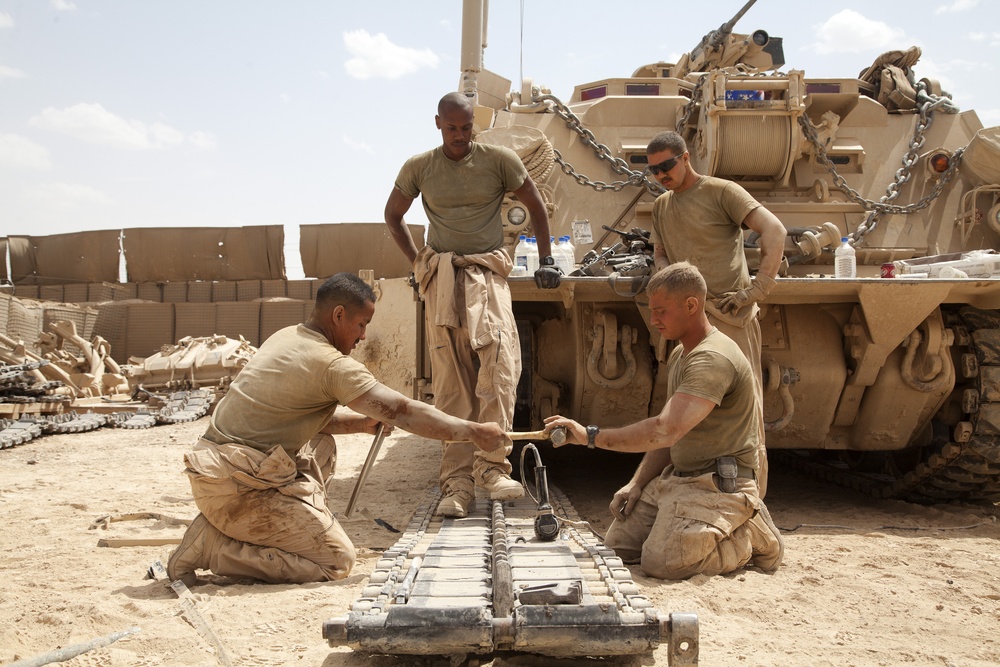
[{"xmin": 541, "ymin": 256, "xmax": 555, "ymax": 266}]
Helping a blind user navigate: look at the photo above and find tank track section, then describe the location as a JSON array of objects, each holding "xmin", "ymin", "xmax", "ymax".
[
  {"xmin": 0, "ymin": 390, "xmax": 215, "ymax": 449},
  {"xmin": 0, "ymin": 417, "xmax": 44, "ymax": 449},
  {"xmin": 39, "ymin": 411, "xmax": 109, "ymax": 434},
  {"xmin": 0, "ymin": 361, "xmax": 70, "ymax": 409},
  {"xmin": 777, "ymin": 305, "xmax": 1000, "ymax": 504},
  {"xmin": 154, "ymin": 390, "xmax": 214, "ymax": 424},
  {"xmin": 324, "ymin": 487, "xmax": 698, "ymax": 664},
  {"xmin": 109, "ymin": 408, "xmax": 157, "ymax": 430}
]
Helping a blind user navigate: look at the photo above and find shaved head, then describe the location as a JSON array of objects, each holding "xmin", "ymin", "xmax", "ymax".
[{"xmin": 438, "ymin": 91, "xmax": 474, "ymax": 116}]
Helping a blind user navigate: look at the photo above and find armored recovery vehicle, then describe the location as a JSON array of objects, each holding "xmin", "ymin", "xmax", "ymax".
[{"xmin": 437, "ymin": 0, "xmax": 1000, "ymax": 504}]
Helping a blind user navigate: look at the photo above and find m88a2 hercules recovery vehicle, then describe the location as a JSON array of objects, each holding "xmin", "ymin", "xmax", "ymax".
[{"xmin": 437, "ymin": 0, "xmax": 1000, "ymax": 504}]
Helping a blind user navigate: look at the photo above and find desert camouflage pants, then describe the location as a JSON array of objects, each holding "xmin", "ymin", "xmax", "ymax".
[
  {"xmin": 426, "ymin": 292, "xmax": 520, "ymax": 496},
  {"xmin": 183, "ymin": 434, "xmax": 354, "ymax": 584},
  {"xmin": 604, "ymin": 468, "xmax": 761, "ymax": 580}
]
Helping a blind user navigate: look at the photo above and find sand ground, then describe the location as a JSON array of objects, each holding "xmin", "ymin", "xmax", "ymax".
[{"xmin": 2, "ymin": 419, "xmax": 999, "ymax": 667}]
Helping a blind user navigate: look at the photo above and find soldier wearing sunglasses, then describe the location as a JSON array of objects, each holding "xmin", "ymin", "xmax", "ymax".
[{"xmin": 644, "ymin": 130, "xmax": 786, "ymax": 497}]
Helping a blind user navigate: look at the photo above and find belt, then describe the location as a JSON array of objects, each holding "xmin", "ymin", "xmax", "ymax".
[{"xmin": 674, "ymin": 463, "xmax": 755, "ymax": 479}]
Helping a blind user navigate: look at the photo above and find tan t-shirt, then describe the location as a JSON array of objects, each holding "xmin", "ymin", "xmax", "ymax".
[
  {"xmin": 204, "ymin": 324, "xmax": 378, "ymax": 454},
  {"xmin": 395, "ymin": 143, "xmax": 528, "ymax": 255},
  {"xmin": 649, "ymin": 175, "xmax": 760, "ymax": 297},
  {"xmin": 666, "ymin": 329, "xmax": 759, "ymax": 473}
]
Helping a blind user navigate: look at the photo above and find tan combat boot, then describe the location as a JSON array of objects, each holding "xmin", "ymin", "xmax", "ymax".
[
  {"xmin": 166, "ymin": 513, "xmax": 215, "ymax": 587},
  {"xmin": 436, "ymin": 488, "xmax": 475, "ymax": 518},
  {"xmin": 746, "ymin": 503, "xmax": 784, "ymax": 572},
  {"xmin": 477, "ymin": 467, "xmax": 525, "ymax": 501}
]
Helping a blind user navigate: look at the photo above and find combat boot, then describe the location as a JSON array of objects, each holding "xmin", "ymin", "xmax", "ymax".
[
  {"xmin": 477, "ymin": 468, "xmax": 525, "ymax": 501},
  {"xmin": 436, "ymin": 488, "xmax": 475, "ymax": 518},
  {"xmin": 166, "ymin": 513, "xmax": 215, "ymax": 587},
  {"xmin": 746, "ymin": 503, "xmax": 784, "ymax": 572}
]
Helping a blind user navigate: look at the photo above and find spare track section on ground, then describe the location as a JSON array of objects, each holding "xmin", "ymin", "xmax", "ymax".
[{"xmin": 324, "ymin": 486, "xmax": 698, "ymax": 664}]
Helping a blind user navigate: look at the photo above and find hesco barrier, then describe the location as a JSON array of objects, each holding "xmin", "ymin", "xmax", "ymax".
[{"xmin": 1, "ymin": 223, "xmax": 426, "ymax": 368}]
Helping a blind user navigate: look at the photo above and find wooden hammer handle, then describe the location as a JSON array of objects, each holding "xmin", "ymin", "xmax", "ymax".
[{"xmin": 507, "ymin": 427, "xmax": 567, "ymax": 445}]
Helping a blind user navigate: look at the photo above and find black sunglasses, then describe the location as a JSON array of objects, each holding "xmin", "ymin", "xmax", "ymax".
[{"xmin": 647, "ymin": 152, "xmax": 685, "ymax": 176}]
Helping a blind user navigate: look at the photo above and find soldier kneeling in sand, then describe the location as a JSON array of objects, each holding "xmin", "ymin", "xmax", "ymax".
[
  {"xmin": 544, "ymin": 262, "xmax": 783, "ymax": 579},
  {"xmin": 167, "ymin": 272, "xmax": 508, "ymax": 586}
]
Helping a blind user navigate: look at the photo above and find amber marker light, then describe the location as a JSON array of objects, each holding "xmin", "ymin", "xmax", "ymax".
[{"xmin": 929, "ymin": 152, "xmax": 951, "ymax": 173}]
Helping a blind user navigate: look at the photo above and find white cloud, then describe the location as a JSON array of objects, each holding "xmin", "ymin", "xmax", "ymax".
[
  {"xmin": 0, "ymin": 12, "xmax": 13, "ymax": 28},
  {"xmin": 28, "ymin": 103, "xmax": 212, "ymax": 150},
  {"xmin": 0, "ymin": 64, "xmax": 27, "ymax": 79},
  {"xmin": 26, "ymin": 182, "xmax": 114, "ymax": 206},
  {"xmin": 343, "ymin": 29, "xmax": 440, "ymax": 80},
  {"xmin": 967, "ymin": 31, "xmax": 1000, "ymax": 45},
  {"xmin": 0, "ymin": 134, "xmax": 52, "ymax": 170},
  {"xmin": 811, "ymin": 10, "xmax": 907, "ymax": 55},
  {"xmin": 343, "ymin": 135, "xmax": 375, "ymax": 155},
  {"xmin": 187, "ymin": 130, "xmax": 217, "ymax": 150},
  {"xmin": 51, "ymin": 0, "xmax": 77, "ymax": 11},
  {"xmin": 935, "ymin": 0, "xmax": 979, "ymax": 14}
]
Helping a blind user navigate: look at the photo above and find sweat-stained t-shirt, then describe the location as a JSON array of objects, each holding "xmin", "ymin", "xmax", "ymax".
[
  {"xmin": 649, "ymin": 175, "xmax": 761, "ymax": 298},
  {"xmin": 203, "ymin": 324, "xmax": 378, "ymax": 455},
  {"xmin": 665, "ymin": 328, "xmax": 759, "ymax": 473},
  {"xmin": 394, "ymin": 142, "xmax": 528, "ymax": 256}
]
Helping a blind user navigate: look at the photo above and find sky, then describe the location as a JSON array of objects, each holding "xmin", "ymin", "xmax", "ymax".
[{"xmin": 1, "ymin": 0, "xmax": 999, "ymax": 278}]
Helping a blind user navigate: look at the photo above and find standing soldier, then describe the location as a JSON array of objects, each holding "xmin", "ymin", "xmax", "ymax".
[
  {"xmin": 645, "ymin": 130, "xmax": 786, "ymax": 496},
  {"xmin": 384, "ymin": 92, "xmax": 563, "ymax": 517}
]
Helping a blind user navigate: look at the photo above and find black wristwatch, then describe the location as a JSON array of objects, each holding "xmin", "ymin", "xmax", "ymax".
[
  {"xmin": 540, "ymin": 255, "xmax": 555, "ymax": 267},
  {"xmin": 586, "ymin": 425, "xmax": 599, "ymax": 449}
]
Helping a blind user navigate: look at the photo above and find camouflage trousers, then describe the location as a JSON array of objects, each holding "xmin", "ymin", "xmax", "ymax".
[
  {"xmin": 604, "ymin": 468, "xmax": 763, "ymax": 580},
  {"xmin": 182, "ymin": 434, "xmax": 355, "ymax": 584},
  {"xmin": 425, "ymin": 291, "xmax": 520, "ymax": 496}
]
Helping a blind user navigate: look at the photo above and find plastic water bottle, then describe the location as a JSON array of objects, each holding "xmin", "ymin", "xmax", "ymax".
[
  {"xmin": 561, "ymin": 235, "xmax": 576, "ymax": 270},
  {"xmin": 552, "ymin": 237, "xmax": 567, "ymax": 274},
  {"xmin": 555, "ymin": 236, "xmax": 574, "ymax": 274},
  {"xmin": 527, "ymin": 237, "xmax": 539, "ymax": 273},
  {"xmin": 513, "ymin": 235, "xmax": 530, "ymax": 272},
  {"xmin": 834, "ymin": 237, "xmax": 856, "ymax": 278}
]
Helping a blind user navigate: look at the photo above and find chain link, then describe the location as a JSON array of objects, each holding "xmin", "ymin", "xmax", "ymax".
[
  {"xmin": 799, "ymin": 82, "xmax": 964, "ymax": 246},
  {"xmin": 534, "ymin": 92, "xmax": 665, "ymax": 196},
  {"xmin": 534, "ymin": 78, "xmax": 963, "ymax": 247},
  {"xmin": 675, "ymin": 74, "xmax": 708, "ymax": 134}
]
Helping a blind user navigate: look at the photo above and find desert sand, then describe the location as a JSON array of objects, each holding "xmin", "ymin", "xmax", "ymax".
[{"xmin": 2, "ymin": 419, "xmax": 999, "ymax": 667}]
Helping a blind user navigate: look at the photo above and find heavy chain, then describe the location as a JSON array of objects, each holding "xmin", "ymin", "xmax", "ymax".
[
  {"xmin": 534, "ymin": 92, "xmax": 665, "ymax": 196},
  {"xmin": 675, "ymin": 74, "xmax": 708, "ymax": 134},
  {"xmin": 799, "ymin": 86, "xmax": 964, "ymax": 246}
]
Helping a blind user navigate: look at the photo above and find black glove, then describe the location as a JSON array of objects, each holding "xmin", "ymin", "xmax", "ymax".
[{"xmin": 534, "ymin": 265, "xmax": 563, "ymax": 289}]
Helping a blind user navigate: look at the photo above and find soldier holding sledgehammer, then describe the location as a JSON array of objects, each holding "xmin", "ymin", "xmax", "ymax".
[
  {"xmin": 544, "ymin": 263, "xmax": 783, "ymax": 580},
  {"xmin": 167, "ymin": 273, "xmax": 509, "ymax": 587}
]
